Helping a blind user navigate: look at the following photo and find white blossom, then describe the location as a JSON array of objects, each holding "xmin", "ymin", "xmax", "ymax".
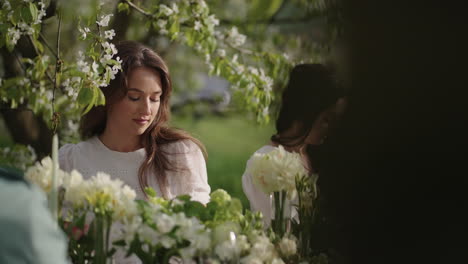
[
  {"xmin": 102, "ymin": 42, "xmax": 118, "ymax": 56},
  {"xmin": 92, "ymin": 61, "xmax": 99, "ymax": 73},
  {"xmin": 36, "ymin": 1, "xmax": 46, "ymax": 24},
  {"xmin": 2, "ymin": 0, "xmax": 11, "ymax": 10},
  {"xmin": 206, "ymin": 14, "xmax": 220, "ymax": 28},
  {"xmin": 194, "ymin": 20, "xmax": 202, "ymax": 31},
  {"xmin": 96, "ymin": 14, "xmax": 113, "ymax": 27},
  {"xmin": 226, "ymin": 27, "xmax": 246, "ymax": 47},
  {"xmin": 217, "ymin": 49, "xmax": 226, "ymax": 57},
  {"xmin": 159, "ymin": 4, "xmax": 173, "ymax": 16},
  {"xmin": 171, "ymin": 3, "xmax": 179, "ymax": 14},
  {"xmin": 104, "ymin": 29, "xmax": 115, "ymax": 40},
  {"xmin": 78, "ymin": 27, "xmax": 90, "ymax": 39},
  {"xmin": 7, "ymin": 27, "xmax": 21, "ymax": 46},
  {"xmin": 157, "ymin": 19, "xmax": 167, "ymax": 29}
]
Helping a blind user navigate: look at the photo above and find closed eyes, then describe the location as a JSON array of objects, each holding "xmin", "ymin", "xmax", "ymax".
[{"xmin": 128, "ymin": 96, "xmax": 160, "ymax": 102}]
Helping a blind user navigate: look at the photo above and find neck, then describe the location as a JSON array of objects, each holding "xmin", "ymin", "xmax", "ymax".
[{"xmin": 99, "ymin": 127, "xmax": 142, "ymax": 152}]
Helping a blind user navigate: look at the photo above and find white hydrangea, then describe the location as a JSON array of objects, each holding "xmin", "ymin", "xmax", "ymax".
[{"xmin": 277, "ymin": 237, "xmax": 297, "ymax": 257}]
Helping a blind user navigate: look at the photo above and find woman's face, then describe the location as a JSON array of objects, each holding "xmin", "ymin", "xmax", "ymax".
[{"xmin": 106, "ymin": 66, "xmax": 162, "ymax": 137}]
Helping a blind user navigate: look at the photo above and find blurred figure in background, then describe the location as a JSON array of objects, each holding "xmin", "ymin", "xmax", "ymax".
[
  {"xmin": 242, "ymin": 63, "xmax": 346, "ymax": 224},
  {"xmin": 0, "ymin": 167, "xmax": 68, "ymax": 264}
]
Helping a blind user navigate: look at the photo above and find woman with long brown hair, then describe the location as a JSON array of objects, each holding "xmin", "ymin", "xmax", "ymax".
[
  {"xmin": 59, "ymin": 41, "xmax": 210, "ymax": 204},
  {"xmin": 242, "ymin": 63, "xmax": 347, "ymax": 223}
]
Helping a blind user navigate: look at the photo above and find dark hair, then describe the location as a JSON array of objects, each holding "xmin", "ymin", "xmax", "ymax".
[
  {"xmin": 271, "ymin": 63, "xmax": 344, "ymax": 147},
  {"xmin": 80, "ymin": 41, "xmax": 206, "ymax": 198}
]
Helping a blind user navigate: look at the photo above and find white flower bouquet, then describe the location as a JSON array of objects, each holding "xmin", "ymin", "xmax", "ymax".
[
  {"xmin": 25, "ymin": 157, "xmax": 297, "ymax": 264},
  {"xmin": 246, "ymin": 145, "xmax": 308, "ymax": 237}
]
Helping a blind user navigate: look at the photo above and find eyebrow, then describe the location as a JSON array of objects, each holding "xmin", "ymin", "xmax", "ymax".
[{"xmin": 127, "ymin": 88, "xmax": 162, "ymax": 95}]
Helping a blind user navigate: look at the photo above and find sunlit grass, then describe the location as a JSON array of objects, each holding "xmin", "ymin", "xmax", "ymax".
[{"xmin": 171, "ymin": 114, "xmax": 275, "ymax": 209}]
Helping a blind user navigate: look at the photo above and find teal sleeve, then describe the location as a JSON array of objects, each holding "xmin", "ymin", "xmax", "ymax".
[{"xmin": 0, "ymin": 179, "xmax": 69, "ymax": 264}]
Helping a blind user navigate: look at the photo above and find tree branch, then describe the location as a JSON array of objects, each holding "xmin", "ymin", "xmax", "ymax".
[{"xmin": 125, "ymin": 0, "xmax": 153, "ymax": 18}]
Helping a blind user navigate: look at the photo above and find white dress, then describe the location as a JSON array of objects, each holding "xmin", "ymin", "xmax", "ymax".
[
  {"xmin": 59, "ymin": 136, "xmax": 211, "ymax": 203},
  {"xmin": 242, "ymin": 145, "xmax": 299, "ymax": 226}
]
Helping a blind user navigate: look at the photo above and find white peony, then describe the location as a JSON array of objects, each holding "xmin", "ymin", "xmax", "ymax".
[{"xmin": 247, "ymin": 145, "xmax": 307, "ymax": 197}]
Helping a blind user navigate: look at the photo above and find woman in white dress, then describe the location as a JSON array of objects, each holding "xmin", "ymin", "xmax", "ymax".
[
  {"xmin": 242, "ymin": 63, "xmax": 347, "ymax": 224},
  {"xmin": 59, "ymin": 41, "xmax": 210, "ymax": 204}
]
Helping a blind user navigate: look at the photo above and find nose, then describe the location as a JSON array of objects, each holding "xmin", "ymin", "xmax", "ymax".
[{"xmin": 139, "ymin": 98, "xmax": 152, "ymax": 115}]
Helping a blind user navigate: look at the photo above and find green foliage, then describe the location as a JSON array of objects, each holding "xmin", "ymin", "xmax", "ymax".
[{"xmin": 248, "ymin": 0, "xmax": 283, "ymax": 20}]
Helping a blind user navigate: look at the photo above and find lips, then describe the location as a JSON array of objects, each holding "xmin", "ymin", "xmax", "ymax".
[{"xmin": 133, "ymin": 118, "xmax": 150, "ymax": 125}]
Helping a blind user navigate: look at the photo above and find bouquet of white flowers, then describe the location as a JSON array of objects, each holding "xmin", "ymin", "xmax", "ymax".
[
  {"xmin": 246, "ymin": 145, "xmax": 308, "ymax": 238},
  {"xmin": 25, "ymin": 155, "xmax": 291, "ymax": 263}
]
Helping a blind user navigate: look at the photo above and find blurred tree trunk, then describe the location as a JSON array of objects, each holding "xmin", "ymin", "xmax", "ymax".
[{"xmin": 1, "ymin": 46, "xmax": 52, "ymax": 158}]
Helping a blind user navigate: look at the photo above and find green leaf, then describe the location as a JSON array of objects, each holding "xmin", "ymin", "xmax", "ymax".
[
  {"xmin": 29, "ymin": 3, "xmax": 38, "ymax": 22},
  {"xmin": 96, "ymin": 88, "xmax": 105, "ymax": 106},
  {"xmin": 33, "ymin": 38, "xmax": 44, "ymax": 53},
  {"xmin": 144, "ymin": 187, "xmax": 157, "ymax": 198},
  {"xmin": 168, "ymin": 20, "xmax": 179, "ymax": 40},
  {"xmin": 21, "ymin": 6, "xmax": 33, "ymax": 23},
  {"xmin": 248, "ymin": 0, "xmax": 283, "ymax": 20},
  {"xmin": 77, "ymin": 87, "xmax": 94, "ymax": 106},
  {"xmin": 117, "ymin": 3, "xmax": 130, "ymax": 14}
]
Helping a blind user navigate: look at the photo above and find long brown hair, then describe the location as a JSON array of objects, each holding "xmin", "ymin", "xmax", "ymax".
[{"xmin": 80, "ymin": 41, "xmax": 206, "ymax": 198}]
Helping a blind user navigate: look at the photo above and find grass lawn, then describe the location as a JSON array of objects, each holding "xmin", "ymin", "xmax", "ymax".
[{"xmin": 171, "ymin": 115, "xmax": 274, "ymax": 209}]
